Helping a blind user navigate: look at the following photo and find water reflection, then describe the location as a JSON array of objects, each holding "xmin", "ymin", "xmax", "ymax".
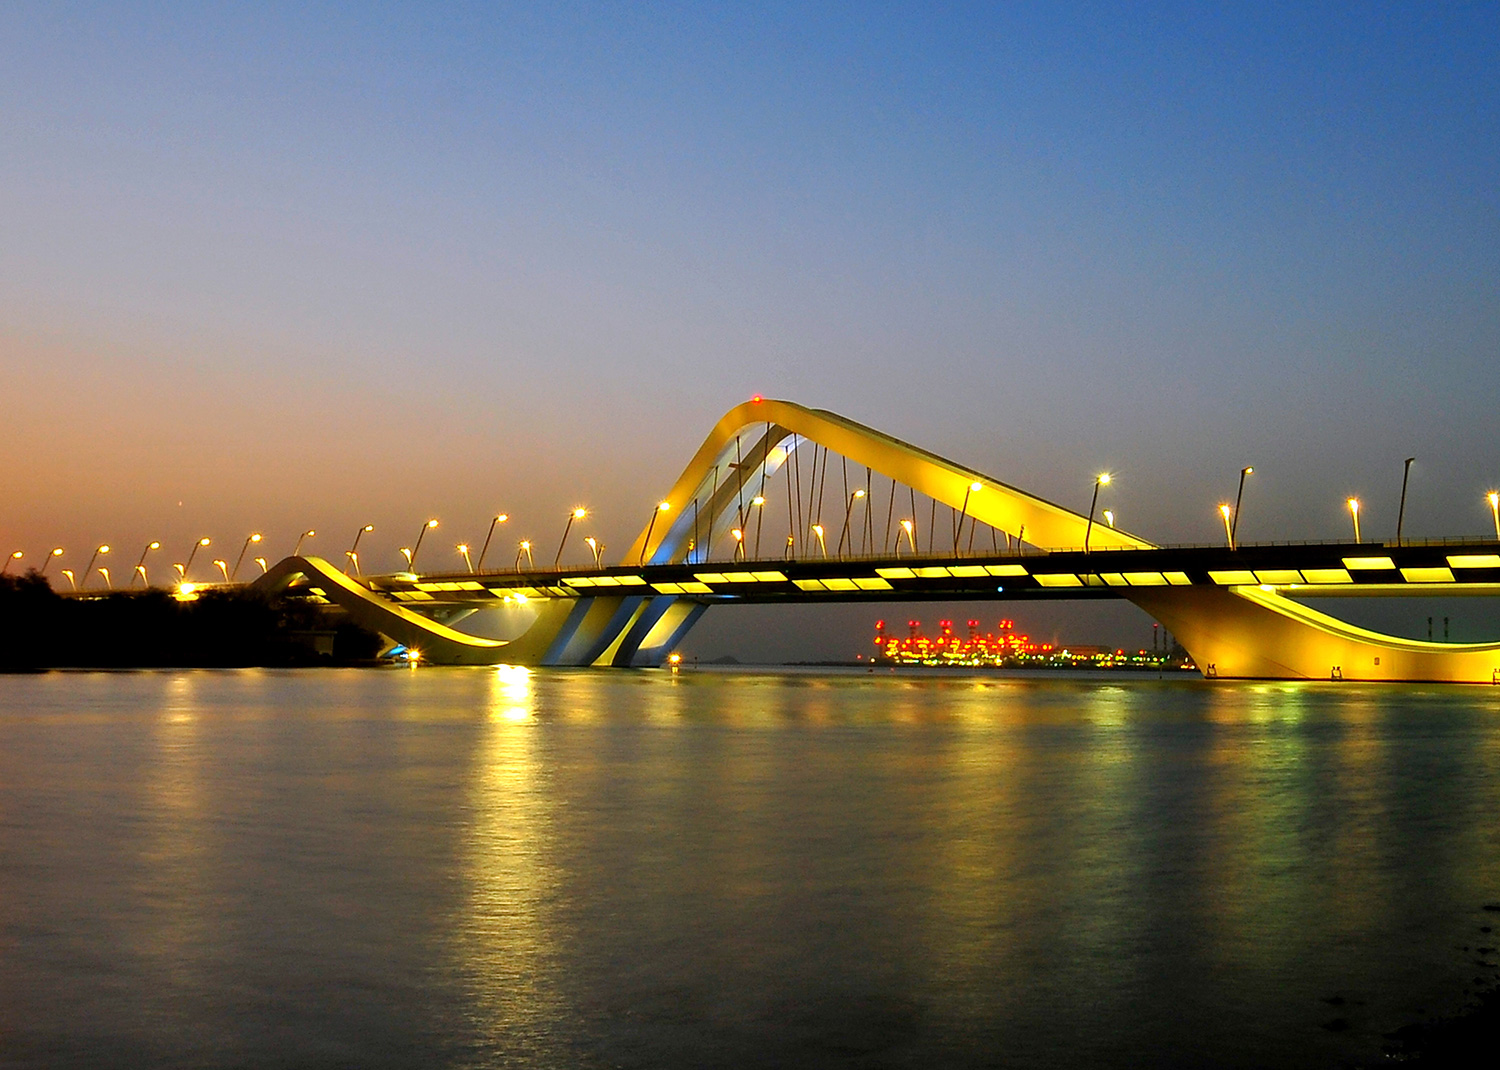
[
  {"xmin": 450, "ymin": 665, "xmax": 569, "ymax": 1063},
  {"xmin": 4, "ymin": 669, "xmax": 1500, "ymax": 1068}
]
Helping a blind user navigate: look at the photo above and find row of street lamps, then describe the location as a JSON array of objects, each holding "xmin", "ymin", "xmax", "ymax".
[
  {"xmin": 1, "ymin": 508, "xmax": 613, "ymax": 588},
  {"xmin": 13, "ymin": 473, "xmax": 1500, "ymax": 587},
  {"xmin": 1083, "ymin": 462, "xmax": 1500, "ymax": 551}
]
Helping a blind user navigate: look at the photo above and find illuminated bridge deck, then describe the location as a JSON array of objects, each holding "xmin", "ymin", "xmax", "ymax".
[{"xmin": 363, "ymin": 539, "xmax": 1500, "ymax": 606}]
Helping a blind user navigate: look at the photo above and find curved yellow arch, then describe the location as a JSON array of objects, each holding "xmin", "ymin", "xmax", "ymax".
[
  {"xmin": 251, "ymin": 556, "xmax": 573, "ymax": 665},
  {"xmin": 625, "ymin": 398, "xmax": 1152, "ymax": 565}
]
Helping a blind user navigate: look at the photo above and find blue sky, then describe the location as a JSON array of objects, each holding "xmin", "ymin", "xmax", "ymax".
[{"xmin": 3, "ymin": 3, "xmax": 1497, "ymax": 654}]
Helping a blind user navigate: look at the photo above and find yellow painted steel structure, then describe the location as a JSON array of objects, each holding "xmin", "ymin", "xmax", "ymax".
[
  {"xmin": 624, "ymin": 397, "xmax": 1152, "ymax": 563},
  {"xmin": 1130, "ymin": 585, "xmax": 1500, "ymax": 683},
  {"xmin": 254, "ymin": 556, "xmax": 574, "ymax": 665},
  {"xmin": 248, "ymin": 399, "xmax": 1500, "ymax": 681}
]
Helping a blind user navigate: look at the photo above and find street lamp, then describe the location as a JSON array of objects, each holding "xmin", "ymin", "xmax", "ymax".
[
  {"xmin": 98, "ymin": 567, "xmax": 111, "ymax": 590},
  {"xmin": 1396, "ymin": 459, "xmax": 1415, "ymax": 543},
  {"xmin": 955, "ymin": 481, "xmax": 982, "ymax": 556},
  {"xmin": 1347, "ymin": 498, "xmax": 1362, "ymax": 544},
  {"xmin": 476, "ymin": 515, "xmax": 508, "ymax": 572},
  {"xmin": 399, "ymin": 547, "xmax": 414, "ymax": 571},
  {"xmin": 516, "ymin": 540, "xmax": 534, "ymax": 571},
  {"xmin": 1231, "ymin": 466, "xmax": 1253, "ymax": 547},
  {"xmin": 293, "ymin": 529, "xmax": 316, "ymax": 556},
  {"xmin": 1083, "ymin": 474, "xmax": 1111, "ymax": 552},
  {"xmin": 213, "ymin": 559, "xmax": 230, "ymax": 583},
  {"xmin": 812, "ymin": 524, "xmax": 827, "ymax": 559},
  {"xmin": 409, "ymin": 519, "xmax": 439, "ymax": 572},
  {"xmin": 1103, "ymin": 510, "xmax": 1115, "ymax": 528},
  {"xmin": 554, "ymin": 508, "xmax": 586, "ymax": 569},
  {"xmin": 346, "ymin": 525, "xmax": 374, "ymax": 574},
  {"xmin": 730, "ymin": 529, "xmax": 744, "ymax": 560},
  {"xmin": 40, "ymin": 548, "xmax": 63, "ymax": 576},
  {"xmin": 750, "ymin": 495, "xmax": 766, "ymax": 559},
  {"xmin": 899, "ymin": 519, "xmax": 916, "ymax": 556},
  {"xmin": 254, "ymin": 557, "xmax": 268, "ymax": 574},
  {"xmin": 61, "ymin": 569, "xmax": 76, "ymax": 591},
  {"xmin": 640, "ymin": 501, "xmax": 671, "ymax": 566},
  {"xmin": 457, "ymin": 543, "xmax": 474, "ymax": 572},
  {"xmin": 82, "ymin": 545, "xmax": 110, "ymax": 589},
  {"xmin": 837, "ymin": 488, "xmax": 866, "ymax": 557},
  {"xmin": 232, "ymin": 533, "xmax": 262, "ymax": 581},
  {"xmin": 180, "ymin": 537, "xmax": 211, "ymax": 580},
  {"xmin": 2, "ymin": 550, "xmax": 20, "ymax": 575},
  {"xmin": 1488, "ymin": 491, "xmax": 1499, "ymax": 541},
  {"xmin": 132, "ymin": 541, "xmax": 161, "ymax": 586},
  {"xmin": 1219, "ymin": 504, "xmax": 1234, "ymax": 549}
]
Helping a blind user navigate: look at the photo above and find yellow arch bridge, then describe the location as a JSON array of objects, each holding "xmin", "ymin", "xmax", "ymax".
[{"xmin": 252, "ymin": 398, "xmax": 1500, "ymax": 682}]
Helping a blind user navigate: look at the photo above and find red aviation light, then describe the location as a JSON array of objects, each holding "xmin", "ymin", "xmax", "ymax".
[{"xmin": 751, "ymin": 395, "xmax": 763, "ymax": 403}]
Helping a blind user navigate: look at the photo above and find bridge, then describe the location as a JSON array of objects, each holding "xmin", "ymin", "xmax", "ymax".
[{"xmin": 252, "ymin": 398, "xmax": 1500, "ymax": 682}]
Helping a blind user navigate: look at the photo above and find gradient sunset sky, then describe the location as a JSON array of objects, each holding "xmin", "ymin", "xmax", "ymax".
[{"xmin": 2, "ymin": 3, "xmax": 1497, "ymax": 656}]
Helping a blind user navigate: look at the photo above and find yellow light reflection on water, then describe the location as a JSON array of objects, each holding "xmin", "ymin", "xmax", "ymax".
[
  {"xmin": 454, "ymin": 662, "xmax": 562, "ymax": 1051},
  {"xmin": 490, "ymin": 664, "xmax": 534, "ymax": 722}
]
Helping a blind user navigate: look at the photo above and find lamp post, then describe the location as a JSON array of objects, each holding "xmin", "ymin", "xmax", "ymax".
[
  {"xmin": 516, "ymin": 540, "xmax": 534, "ymax": 571},
  {"xmin": 409, "ymin": 519, "xmax": 439, "ymax": 572},
  {"xmin": 1396, "ymin": 458, "xmax": 1416, "ymax": 543},
  {"xmin": 1103, "ymin": 510, "xmax": 1115, "ymax": 528},
  {"xmin": 1083, "ymin": 474, "xmax": 1111, "ymax": 552},
  {"xmin": 1219, "ymin": 504, "xmax": 1234, "ymax": 549},
  {"xmin": 98, "ymin": 567, "xmax": 111, "ymax": 590},
  {"xmin": 1231, "ymin": 466, "xmax": 1253, "ymax": 547},
  {"xmin": 293, "ymin": 529, "xmax": 316, "ymax": 557},
  {"xmin": 40, "ymin": 548, "xmax": 63, "ymax": 576},
  {"xmin": 254, "ymin": 557, "xmax": 268, "ymax": 574},
  {"xmin": 837, "ymin": 489, "xmax": 865, "ymax": 558},
  {"xmin": 345, "ymin": 525, "xmax": 374, "ymax": 574},
  {"xmin": 181, "ymin": 537, "xmax": 210, "ymax": 580},
  {"xmin": 476, "ymin": 515, "xmax": 508, "ymax": 573},
  {"xmin": 554, "ymin": 508, "xmax": 586, "ymax": 569},
  {"xmin": 213, "ymin": 559, "xmax": 230, "ymax": 583},
  {"xmin": 955, "ymin": 482, "xmax": 982, "ymax": 556},
  {"xmin": 232, "ymin": 533, "xmax": 262, "ymax": 581},
  {"xmin": 751, "ymin": 495, "xmax": 766, "ymax": 559},
  {"xmin": 899, "ymin": 519, "xmax": 916, "ymax": 556},
  {"xmin": 640, "ymin": 501, "xmax": 670, "ymax": 566},
  {"xmin": 399, "ymin": 547, "xmax": 414, "ymax": 571},
  {"xmin": 730, "ymin": 529, "xmax": 744, "ymax": 560},
  {"xmin": 61, "ymin": 569, "xmax": 75, "ymax": 591},
  {"xmin": 1348, "ymin": 498, "xmax": 1362, "ymax": 544},
  {"xmin": 132, "ymin": 541, "xmax": 160, "ymax": 586},
  {"xmin": 2, "ymin": 550, "xmax": 20, "ymax": 575},
  {"xmin": 81, "ymin": 545, "xmax": 110, "ymax": 589},
  {"xmin": 1488, "ymin": 491, "xmax": 1500, "ymax": 541},
  {"xmin": 457, "ymin": 543, "xmax": 474, "ymax": 572},
  {"xmin": 812, "ymin": 524, "xmax": 827, "ymax": 559}
]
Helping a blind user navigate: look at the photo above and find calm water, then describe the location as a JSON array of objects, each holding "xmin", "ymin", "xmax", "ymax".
[{"xmin": 3, "ymin": 668, "xmax": 1500, "ymax": 1068}]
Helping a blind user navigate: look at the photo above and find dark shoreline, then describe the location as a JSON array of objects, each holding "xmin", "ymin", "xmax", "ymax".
[{"xmin": 0, "ymin": 571, "xmax": 383, "ymax": 670}]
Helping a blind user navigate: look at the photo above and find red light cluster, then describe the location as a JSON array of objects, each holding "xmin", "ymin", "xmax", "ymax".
[{"xmin": 874, "ymin": 618, "xmax": 1051, "ymax": 664}]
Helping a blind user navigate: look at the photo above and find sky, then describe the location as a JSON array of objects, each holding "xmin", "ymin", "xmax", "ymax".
[{"xmin": 2, "ymin": 2, "xmax": 1498, "ymax": 658}]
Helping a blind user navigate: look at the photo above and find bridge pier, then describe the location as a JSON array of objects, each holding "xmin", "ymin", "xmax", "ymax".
[{"xmin": 1127, "ymin": 586, "xmax": 1500, "ymax": 683}]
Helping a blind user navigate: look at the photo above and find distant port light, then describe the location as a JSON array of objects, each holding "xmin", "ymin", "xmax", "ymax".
[{"xmin": 875, "ymin": 616, "xmax": 1188, "ymax": 671}]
